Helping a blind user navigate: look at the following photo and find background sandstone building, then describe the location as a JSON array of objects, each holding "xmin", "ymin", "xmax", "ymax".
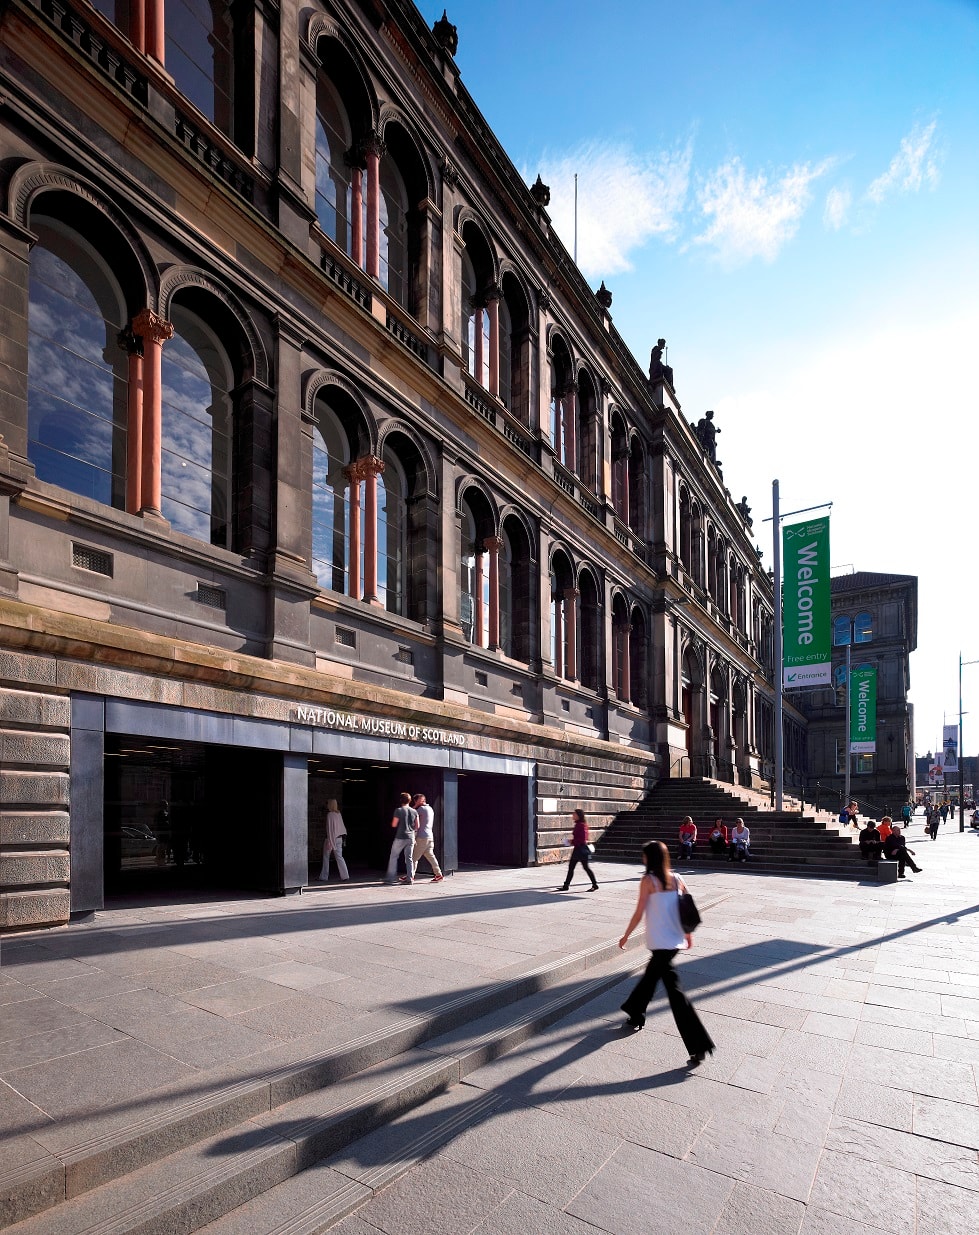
[{"xmin": 0, "ymin": 0, "xmax": 804, "ymax": 929}]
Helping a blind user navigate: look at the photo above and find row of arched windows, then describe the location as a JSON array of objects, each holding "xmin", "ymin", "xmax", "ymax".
[
  {"xmin": 23, "ymin": 184, "xmax": 653, "ymax": 704},
  {"xmin": 678, "ymin": 487, "xmax": 753, "ymax": 634}
]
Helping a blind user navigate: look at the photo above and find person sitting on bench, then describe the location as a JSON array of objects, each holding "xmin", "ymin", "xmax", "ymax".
[
  {"xmin": 728, "ymin": 818, "xmax": 751, "ymax": 862},
  {"xmin": 707, "ymin": 818, "xmax": 728, "ymax": 856},
  {"xmin": 678, "ymin": 817, "xmax": 697, "ymax": 860},
  {"xmin": 858, "ymin": 820, "xmax": 883, "ymax": 862}
]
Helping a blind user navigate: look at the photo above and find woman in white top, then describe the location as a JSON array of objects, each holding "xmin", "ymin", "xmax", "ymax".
[
  {"xmin": 618, "ymin": 840, "xmax": 714, "ymax": 1067},
  {"xmin": 319, "ymin": 799, "xmax": 350, "ymax": 881}
]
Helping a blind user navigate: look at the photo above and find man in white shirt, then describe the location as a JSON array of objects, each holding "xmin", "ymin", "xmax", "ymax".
[{"xmin": 411, "ymin": 793, "xmax": 444, "ymax": 882}]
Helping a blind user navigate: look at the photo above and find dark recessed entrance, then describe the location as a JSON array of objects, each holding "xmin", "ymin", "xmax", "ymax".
[
  {"xmin": 103, "ymin": 735, "xmax": 280, "ymax": 895},
  {"xmin": 457, "ymin": 771, "xmax": 526, "ymax": 866}
]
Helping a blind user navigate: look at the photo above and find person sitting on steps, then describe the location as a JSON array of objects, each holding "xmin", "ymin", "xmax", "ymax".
[
  {"xmin": 728, "ymin": 818, "xmax": 751, "ymax": 862},
  {"xmin": 882, "ymin": 823, "xmax": 922, "ymax": 879},
  {"xmin": 678, "ymin": 817, "xmax": 697, "ymax": 861},
  {"xmin": 707, "ymin": 818, "xmax": 728, "ymax": 857}
]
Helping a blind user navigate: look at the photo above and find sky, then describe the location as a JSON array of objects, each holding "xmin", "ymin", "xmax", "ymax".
[{"xmin": 420, "ymin": 0, "xmax": 979, "ymax": 759}]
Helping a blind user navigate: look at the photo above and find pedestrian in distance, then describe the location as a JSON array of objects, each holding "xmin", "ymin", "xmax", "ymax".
[
  {"xmin": 560, "ymin": 808, "xmax": 599, "ymax": 891},
  {"xmin": 385, "ymin": 792, "xmax": 419, "ymax": 885},
  {"xmin": 901, "ymin": 802, "xmax": 913, "ymax": 827},
  {"xmin": 319, "ymin": 798, "xmax": 350, "ymax": 882},
  {"xmin": 928, "ymin": 809, "xmax": 940, "ymax": 841},
  {"xmin": 618, "ymin": 840, "xmax": 715, "ymax": 1068},
  {"xmin": 411, "ymin": 793, "xmax": 444, "ymax": 882},
  {"xmin": 940, "ymin": 801, "xmax": 949, "ymax": 826}
]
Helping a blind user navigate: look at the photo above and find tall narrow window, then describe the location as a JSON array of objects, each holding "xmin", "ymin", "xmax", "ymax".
[
  {"xmin": 160, "ymin": 306, "xmax": 233, "ymax": 546},
  {"xmin": 312, "ymin": 408, "xmax": 352, "ymax": 592},
  {"xmin": 833, "ymin": 615, "xmax": 852, "ymax": 646},
  {"xmin": 315, "ymin": 74, "xmax": 353, "ymax": 253},
  {"xmin": 27, "ymin": 218, "xmax": 128, "ymax": 508},
  {"xmin": 460, "ymin": 503, "xmax": 487, "ymax": 645},
  {"xmin": 167, "ymin": 0, "xmax": 234, "ymax": 135},
  {"xmin": 461, "ymin": 252, "xmax": 477, "ymax": 379},
  {"xmin": 854, "ymin": 611, "xmax": 873, "ymax": 643},
  {"xmin": 498, "ymin": 529, "xmax": 513, "ymax": 656},
  {"xmin": 378, "ymin": 449, "xmax": 407, "ymax": 615},
  {"xmin": 379, "ymin": 157, "xmax": 408, "ymax": 307}
]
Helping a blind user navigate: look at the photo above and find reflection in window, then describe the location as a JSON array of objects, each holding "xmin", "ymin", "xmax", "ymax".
[
  {"xmin": 379, "ymin": 157, "xmax": 408, "ymax": 307},
  {"xmin": 27, "ymin": 217, "xmax": 128, "ymax": 508},
  {"xmin": 498, "ymin": 297, "xmax": 512, "ymax": 410},
  {"xmin": 833, "ymin": 615, "xmax": 851, "ymax": 646},
  {"xmin": 378, "ymin": 449, "xmax": 407, "ymax": 614},
  {"xmin": 89, "ymin": 0, "xmax": 131, "ymax": 39},
  {"xmin": 315, "ymin": 73, "xmax": 353, "ymax": 253},
  {"xmin": 460, "ymin": 503, "xmax": 488, "ymax": 646},
  {"xmin": 854, "ymin": 611, "xmax": 873, "ymax": 643},
  {"xmin": 312, "ymin": 407, "xmax": 352, "ymax": 593},
  {"xmin": 499, "ymin": 530, "xmax": 513, "ymax": 656},
  {"xmin": 161, "ymin": 306, "xmax": 232, "ymax": 546},
  {"xmin": 166, "ymin": 0, "xmax": 234, "ymax": 135}
]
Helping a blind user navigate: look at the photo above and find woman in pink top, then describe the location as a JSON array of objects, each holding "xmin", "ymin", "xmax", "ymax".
[{"xmin": 560, "ymin": 808, "xmax": 599, "ymax": 891}]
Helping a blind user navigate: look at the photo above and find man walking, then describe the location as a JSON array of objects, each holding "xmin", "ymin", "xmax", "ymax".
[
  {"xmin": 385, "ymin": 792, "xmax": 418, "ymax": 885},
  {"xmin": 411, "ymin": 793, "xmax": 444, "ymax": 882}
]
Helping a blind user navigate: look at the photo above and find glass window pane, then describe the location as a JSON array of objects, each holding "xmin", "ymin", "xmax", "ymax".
[
  {"xmin": 312, "ymin": 409, "xmax": 350, "ymax": 593},
  {"xmin": 833, "ymin": 615, "xmax": 851, "ymax": 646},
  {"xmin": 854, "ymin": 612, "xmax": 873, "ymax": 643}
]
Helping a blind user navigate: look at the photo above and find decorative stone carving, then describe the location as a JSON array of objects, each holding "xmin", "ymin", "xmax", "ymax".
[
  {"xmin": 537, "ymin": 286, "xmax": 551, "ymax": 313},
  {"xmin": 132, "ymin": 309, "xmax": 174, "ymax": 346},
  {"xmin": 648, "ymin": 338, "xmax": 674, "ymax": 388},
  {"xmin": 530, "ymin": 174, "xmax": 551, "ymax": 208},
  {"xmin": 596, "ymin": 281, "xmax": 612, "ymax": 309},
  {"xmin": 441, "ymin": 155, "xmax": 459, "ymax": 188},
  {"xmin": 433, "ymin": 10, "xmax": 458, "ymax": 56}
]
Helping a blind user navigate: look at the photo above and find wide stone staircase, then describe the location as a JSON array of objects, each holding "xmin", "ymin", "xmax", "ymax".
[
  {"xmin": 0, "ymin": 932, "xmax": 655, "ymax": 1235},
  {"xmin": 593, "ymin": 777, "xmax": 867, "ymax": 880}
]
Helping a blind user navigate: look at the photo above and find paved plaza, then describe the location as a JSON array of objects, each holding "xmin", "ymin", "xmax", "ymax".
[{"xmin": 1, "ymin": 812, "xmax": 977, "ymax": 1234}]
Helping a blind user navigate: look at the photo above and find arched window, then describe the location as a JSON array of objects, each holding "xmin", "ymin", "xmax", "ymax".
[
  {"xmin": 498, "ymin": 296, "xmax": 512, "ymax": 410},
  {"xmin": 627, "ymin": 438, "xmax": 644, "ymax": 534},
  {"xmin": 161, "ymin": 304, "xmax": 233, "ymax": 546},
  {"xmin": 629, "ymin": 607, "xmax": 647, "ymax": 707},
  {"xmin": 312, "ymin": 405, "xmax": 353, "ymax": 593},
  {"xmin": 377, "ymin": 448, "xmax": 407, "ymax": 615},
  {"xmin": 460, "ymin": 250, "xmax": 489, "ymax": 385},
  {"xmin": 460, "ymin": 500, "xmax": 489, "ymax": 646},
  {"xmin": 27, "ymin": 216, "xmax": 128, "ymax": 508},
  {"xmin": 579, "ymin": 571, "xmax": 600, "ymax": 691},
  {"xmin": 577, "ymin": 375, "xmax": 599, "ymax": 491},
  {"xmin": 315, "ymin": 73, "xmax": 354, "ymax": 254},
  {"xmin": 854, "ymin": 611, "xmax": 873, "ymax": 643},
  {"xmin": 612, "ymin": 594, "xmax": 630, "ymax": 701},
  {"xmin": 833, "ymin": 615, "xmax": 852, "ymax": 646},
  {"xmin": 550, "ymin": 551, "xmax": 575, "ymax": 678},
  {"xmin": 378, "ymin": 154, "xmax": 408, "ymax": 305},
  {"xmin": 610, "ymin": 412, "xmax": 628, "ymax": 520},
  {"xmin": 500, "ymin": 272, "xmax": 531, "ymax": 423},
  {"xmin": 549, "ymin": 339, "xmax": 573, "ymax": 467},
  {"xmin": 166, "ymin": 0, "xmax": 235, "ymax": 137}
]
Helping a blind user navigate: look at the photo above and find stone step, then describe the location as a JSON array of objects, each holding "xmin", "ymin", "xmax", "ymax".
[
  {"xmin": 2, "ymin": 946, "xmax": 649, "ymax": 1235},
  {"xmin": 0, "ymin": 932, "xmax": 643, "ymax": 1231}
]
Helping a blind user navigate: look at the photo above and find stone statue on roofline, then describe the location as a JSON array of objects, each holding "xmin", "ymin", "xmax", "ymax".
[
  {"xmin": 694, "ymin": 409, "xmax": 720, "ymax": 463},
  {"xmin": 648, "ymin": 338, "xmax": 674, "ymax": 388},
  {"xmin": 736, "ymin": 495, "xmax": 753, "ymax": 528}
]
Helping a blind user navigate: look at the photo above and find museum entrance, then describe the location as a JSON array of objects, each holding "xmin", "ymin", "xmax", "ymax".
[
  {"xmin": 103, "ymin": 735, "xmax": 281, "ymax": 896},
  {"xmin": 457, "ymin": 771, "xmax": 527, "ymax": 866}
]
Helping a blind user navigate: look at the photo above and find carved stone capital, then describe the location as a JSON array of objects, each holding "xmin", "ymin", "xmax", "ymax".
[
  {"xmin": 344, "ymin": 455, "xmax": 385, "ymax": 483},
  {"xmin": 132, "ymin": 309, "xmax": 174, "ymax": 345},
  {"xmin": 361, "ymin": 132, "xmax": 386, "ymax": 161}
]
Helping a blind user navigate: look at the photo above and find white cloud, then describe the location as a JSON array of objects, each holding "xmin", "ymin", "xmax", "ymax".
[
  {"xmin": 865, "ymin": 120, "xmax": 940, "ymax": 204},
  {"xmin": 823, "ymin": 185, "xmax": 851, "ymax": 231},
  {"xmin": 690, "ymin": 156, "xmax": 833, "ymax": 267},
  {"xmin": 529, "ymin": 140, "xmax": 692, "ymax": 278}
]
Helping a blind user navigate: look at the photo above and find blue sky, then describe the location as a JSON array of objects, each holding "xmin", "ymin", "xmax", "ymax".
[{"xmin": 420, "ymin": 1, "xmax": 979, "ymax": 764}]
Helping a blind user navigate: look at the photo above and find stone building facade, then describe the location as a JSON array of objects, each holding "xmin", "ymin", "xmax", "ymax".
[
  {"xmin": 799, "ymin": 572, "xmax": 918, "ymax": 815},
  {"xmin": 0, "ymin": 0, "xmax": 805, "ymax": 929}
]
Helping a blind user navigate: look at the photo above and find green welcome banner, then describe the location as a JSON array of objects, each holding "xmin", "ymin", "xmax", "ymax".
[
  {"xmin": 850, "ymin": 667, "xmax": 877, "ymax": 753},
  {"xmin": 782, "ymin": 516, "xmax": 832, "ymax": 688}
]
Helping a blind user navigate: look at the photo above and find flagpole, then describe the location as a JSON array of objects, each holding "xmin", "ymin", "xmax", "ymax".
[{"xmin": 772, "ymin": 480, "xmax": 783, "ymax": 811}]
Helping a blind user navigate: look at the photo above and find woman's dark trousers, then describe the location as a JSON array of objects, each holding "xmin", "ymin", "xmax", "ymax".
[
  {"xmin": 621, "ymin": 950, "xmax": 714, "ymax": 1055},
  {"xmin": 562, "ymin": 846, "xmax": 598, "ymax": 888}
]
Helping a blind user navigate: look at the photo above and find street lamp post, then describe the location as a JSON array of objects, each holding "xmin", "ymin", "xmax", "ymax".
[{"xmin": 958, "ymin": 652, "xmax": 972, "ymax": 834}]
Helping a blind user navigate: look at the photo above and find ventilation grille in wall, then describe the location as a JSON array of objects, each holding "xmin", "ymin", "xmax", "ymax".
[
  {"xmin": 475, "ymin": 671, "xmax": 488, "ymax": 687},
  {"xmin": 71, "ymin": 543, "xmax": 113, "ymax": 576},
  {"xmin": 562, "ymin": 699, "xmax": 571, "ymax": 711},
  {"xmin": 336, "ymin": 627, "xmax": 356, "ymax": 647},
  {"xmin": 395, "ymin": 647, "xmax": 414, "ymax": 665},
  {"xmin": 195, "ymin": 583, "xmax": 226, "ymax": 611}
]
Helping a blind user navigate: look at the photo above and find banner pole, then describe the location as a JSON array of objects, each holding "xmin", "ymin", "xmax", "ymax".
[
  {"xmin": 844, "ymin": 642, "xmax": 851, "ymax": 807},
  {"xmin": 773, "ymin": 479, "xmax": 784, "ymax": 811}
]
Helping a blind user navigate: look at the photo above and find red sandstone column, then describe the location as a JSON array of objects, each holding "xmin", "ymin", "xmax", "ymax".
[
  {"xmin": 364, "ymin": 134, "xmax": 385, "ymax": 281},
  {"xmin": 473, "ymin": 550, "xmax": 486, "ymax": 647},
  {"xmin": 130, "ymin": 0, "xmax": 146, "ymax": 54},
  {"xmin": 564, "ymin": 587, "xmax": 579, "ymax": 681},
  {"xmin": 133, "ymin": 309, "xmax": 174, "ymax": 518},
  {"xmin": 361, "ymin": 455, "xmax": 385, "ymax": 605},
  {"xmin": 344, "ymin": 462, "xmax": 362, "ymax": 599},
  {"xmin": 350, "ymin": 164, "xmax": 365, "ymax": 269},
  {"xmin": 120, "ymin": 328, "xmax": 144, "ymax": 515},
  {"xmin": 474, "ymin": 306, "xmax": 485, "ymax": 386},
  {"xmin": 145, "ymin": 0, "xmax": 165, "ymax": 64},
  {"xmin": 486, "ymin": 290, "xmax": 500, "ymax": 398},
  {"xmin": 485, "ymin": 535, "xmax": 502, "ymax": 650},
  {"xmin": 564, "ymin": 383, "xmax": 577, "ymax": 474}
]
